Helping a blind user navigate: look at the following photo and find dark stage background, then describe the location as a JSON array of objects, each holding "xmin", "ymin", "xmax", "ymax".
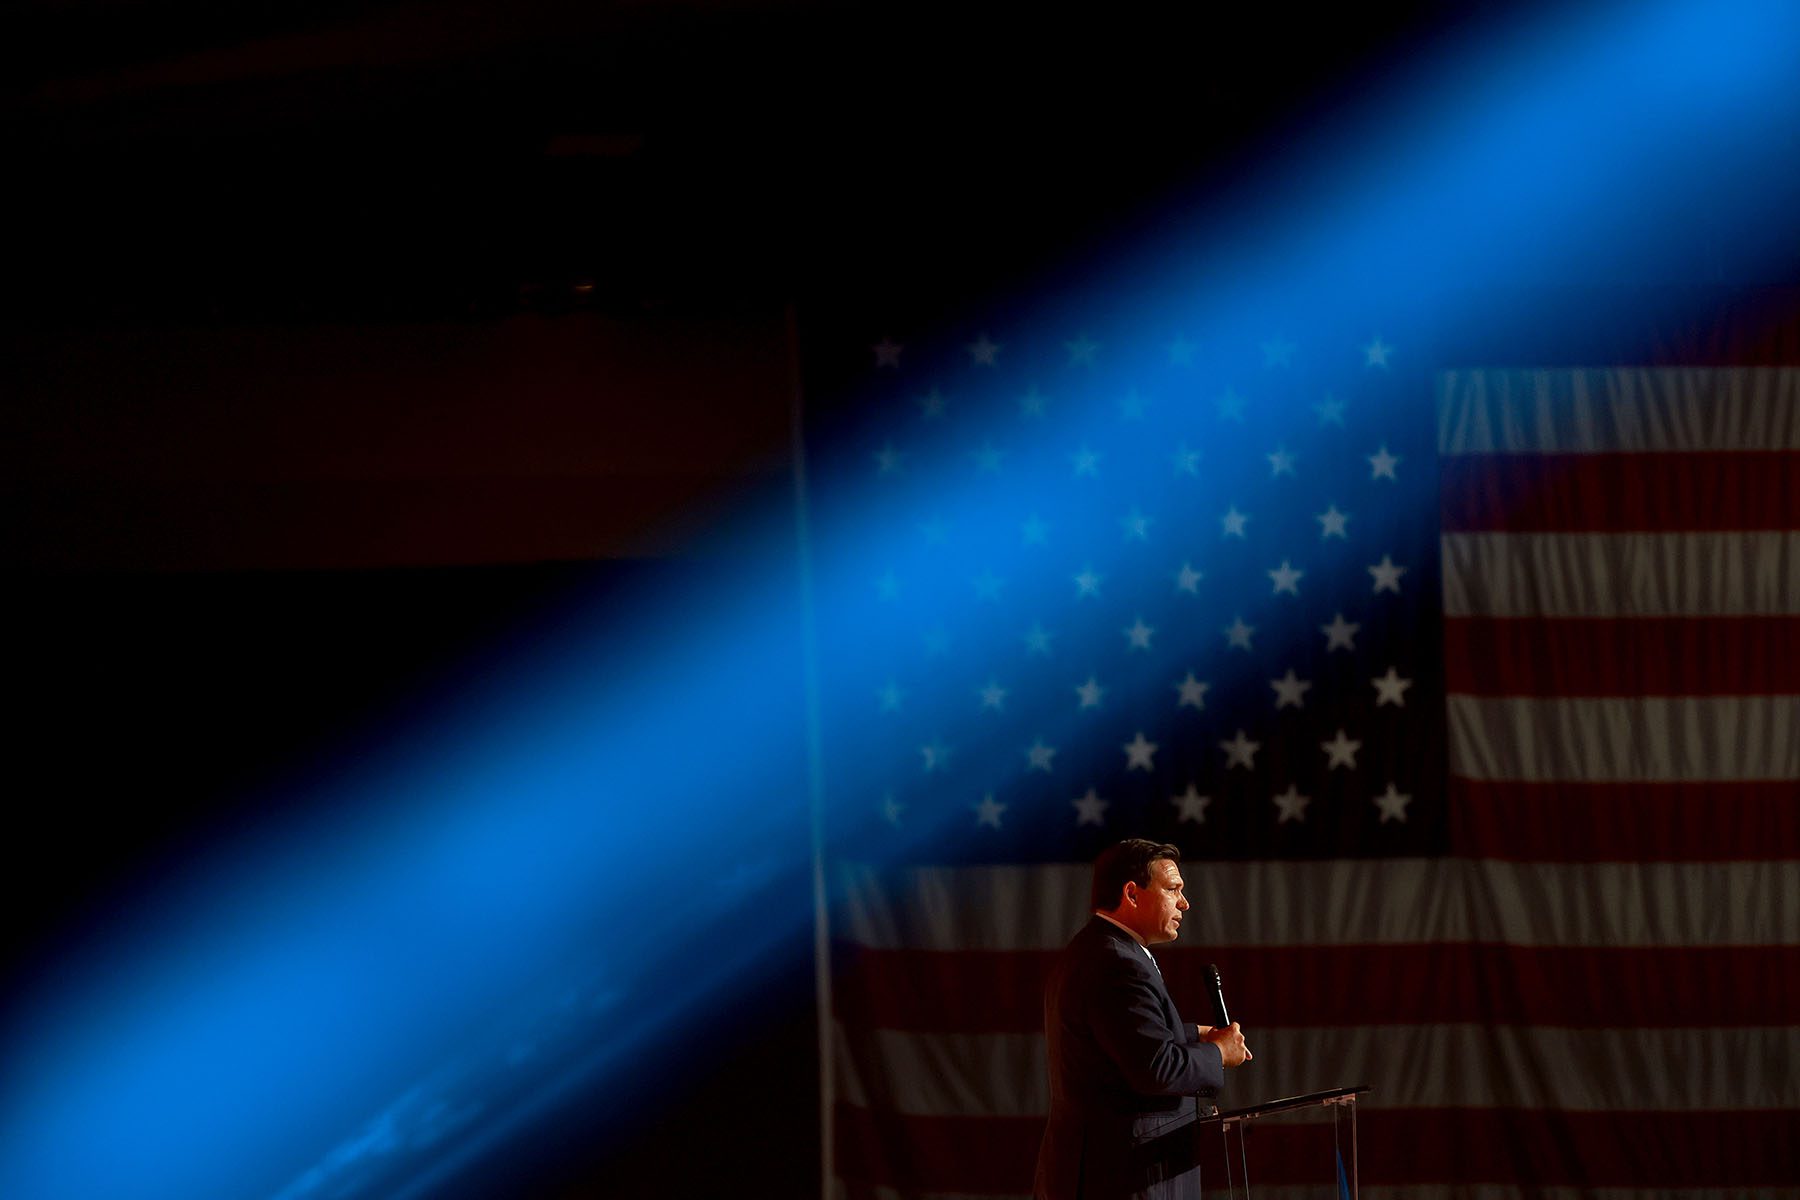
[{"xmin": 3, "ymin": 305, "xmax": 816, "ymax": 1195}]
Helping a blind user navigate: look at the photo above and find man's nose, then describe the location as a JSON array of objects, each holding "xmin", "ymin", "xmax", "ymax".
[{"xmin": 1177, "ymin": 895, "xmax": 1189, "ymax": 910}]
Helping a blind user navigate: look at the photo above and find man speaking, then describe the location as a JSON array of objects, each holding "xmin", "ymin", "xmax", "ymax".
[{"xmin": 1034, "ymin": 839, "xmax": 1252, "ymax": 1200}]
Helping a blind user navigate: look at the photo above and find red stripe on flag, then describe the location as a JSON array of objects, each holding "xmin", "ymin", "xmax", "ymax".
[
  {"xmin": 1439, "ymin": 451, "xmax": 1800, "ymax": 532},
  {"xmin": 833, "ymin": 943, "xmax": 1800, "ymax": 1033},
  {"xmin": 1444, "ymin": 615, "xmax": 1800, "ymax": 696},
  {"xmin": 1177, "ymin": 945, "xmax": 1800, "ymax": 1031},
  {"xmin": 834, "ymin": 944, "xmax": 1050, "ymax": 1033},
  {"xmin": 835, "ymin": 1103, "xmax": 1800, "ymax": 1192},
  {"xmin": 836, "ymin": 1103, "xmax": 1041, "ymax": 1194},
  {"xmin": 1449, "ymin": 777, "xmax": 1800, "ymax": 860}
]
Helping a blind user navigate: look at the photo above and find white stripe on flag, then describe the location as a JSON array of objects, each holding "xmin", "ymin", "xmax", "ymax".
[
  {"xmin": 832, "ymin": 1023, "xmax": 1800, "ymax": 1116},
  {"xmin": 1441, "ymin": 532, "xmax": 1800, "ymax": 618},
  {"xmin": 1437, "ymin": 367, "xmax": 1800, "ymax": 454},
  {"xmin": 833, "ymin": 860, "xmax": 1800, "ymax": 950},
  {"xmin": 1446, "ymin": 694, "xmax": 1800, "ymax": 782}
]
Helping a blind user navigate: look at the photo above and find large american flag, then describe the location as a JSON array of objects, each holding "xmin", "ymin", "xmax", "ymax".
[{"xmin": 802, "ymin": 304, "xmax": 1800, "ymax": 1199}]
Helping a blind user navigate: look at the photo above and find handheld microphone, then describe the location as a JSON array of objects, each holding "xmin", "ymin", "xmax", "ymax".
[{"xmin": 1204, "ymin": 963, "xmax": 1231, "ymax": 1029}]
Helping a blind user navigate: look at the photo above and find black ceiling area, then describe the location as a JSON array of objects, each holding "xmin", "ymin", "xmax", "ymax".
[{"xmin": 5, "ymin": 0, "xmax": 1517, "ymax": 322}]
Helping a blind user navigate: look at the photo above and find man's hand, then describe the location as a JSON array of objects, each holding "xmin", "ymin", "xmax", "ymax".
[{"xmin": 1197, "ymin": 1022, "xmax": 1252, "ymax": 1067}]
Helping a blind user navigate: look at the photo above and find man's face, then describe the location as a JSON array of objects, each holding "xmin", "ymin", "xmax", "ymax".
[{"xmin": 1128, "ymin": 858, "xmax": 1189, "ymax": 945}]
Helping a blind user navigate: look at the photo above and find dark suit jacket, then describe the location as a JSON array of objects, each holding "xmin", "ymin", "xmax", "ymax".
[{"xmin": 1033, "ymin": 916, "xmax": 1223, "ymax": 1200}]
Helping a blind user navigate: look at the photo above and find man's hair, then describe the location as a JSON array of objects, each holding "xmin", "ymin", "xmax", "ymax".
[{"xmin": 1090, "ymin": 838, "xmax": 1182, "ymax": 911}]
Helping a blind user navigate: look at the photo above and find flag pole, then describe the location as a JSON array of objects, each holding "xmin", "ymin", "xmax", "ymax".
[{"xmin": 784, "ymin": 300, "xmax": 834, "ymax": 1199}]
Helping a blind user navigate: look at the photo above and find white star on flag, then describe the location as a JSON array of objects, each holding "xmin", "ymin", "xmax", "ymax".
[
  {"xmin": 1374, "ymin": 783, "xmax": 1412, "ymax": 823},
  {"xmin": 1219, "ymin": 729, "xmax": 1259, "ymax": 770},
  {"xmin": 1120, "ymin": 508, "xmax": 1151, "ymax": 541},
  {"xmin": 1022, "ymin": 623, "xmax": 1054, "ymax": 656},
  {"xmin": 1225, "ymin": 617, "xmax": 1255, "ymax": 651},
  {"xmin": 1261, "ymin": 336, "xmax": 1297, "ymax": 367},
  {"xmin": 1075, "ymin": 677, "xmax": 1105, "ymax": 709},
  {"xmin": 1364, "ymin": 335, "xmax": 1393, "ymax": 367},
  {"xmin": 917, "ymin": 388, "xmax": 946, "ymax": 419},
  {"xmin": 1321, "ymin": 729, "xmax": 1361, "ymax": 769},
  {"xmin": 1025, "ymin": 739, "xmax": 1057, "ymax": 772},
  {"xmin": 977, "ymin": 680, "xmax": 1007, "ymax": 711},
  {"xmin": 1221, "ymin": 505, "xmax": 1250, "ymax": 537},
  {"xmin": 973, "ymin": 793, "xmax": 1006, "ymax": 829},
  {"xmin": 1073, "ymin": 567, "xmax": 1102, "ymax": 598},
  {"xmin": 1368, "ymin": 444, "xmax": 1401, "ymax": 480},
  {"xmin": 1268, "ymin": 560, "xmax": 1303, "ymax": 596},
  {"xmin": 1372, "ymin": 667, "xmax": 1413, "ymax": 707},
  {"xmin": 877, "ymin": 680, "xmax": 905, "ymax": 712},
  {"xmin": 1021, "ymin": 514, "xmax": 1050, "ymax": 545},
  {"xmin": 1171, "ymin": 785, "xmax": 1211, "ymax": 824},
  {"xmin": 874, "ymin": 443, "xmax": 903, "ymax": 474},
  {"xmin": 1123, "ymin": 731, "xmax": 1158, "ymax": 771},
  {"xmin": 920, "ymin": 739, "xmax": 951, "ymax": 771},
  {"xmin": 1175, "ymin": 673, "xmax": 1209, "ymax": 710},
  {"xmin": 1369, "ymin": 555, "xmax": 1407, "ymax": 594},
  {"xmin": 1321, "ymin": 613, "xmax": 1359, "ymax": 651},
  {"xmin": 1064, "ymin": 334, "xmax": 1099, "ymax": 365},
  {"xmin": 1123, "ymin": 617, "xmax": 1155, "ymax": 651},
  {"xmin": 1174, "ymin": 562, "xmax": 1203, "ymax": 594},
  {"xmin": 872, "ymin": 337, "xmax": 902, "ymax": 368},
  {"xmin": 1215, "ymin": 388, "xmax": 1247, "ymax": 422},
  {"xmin": 1270, "ymin": 669, "xmax": 1312, "ymax": 710},
  {"xmin": 967, "ymin": 334, "xmax": 1000, "ymax": 365},
  {"xmin": 1313, "ymin": 395, "xmax": 1346, "ymax": 425},
  {"xmin": 1171, "ymin": 445, "xmax": 1200, "ymax": 476},
  {"xmin": 1018, "ymin": 387, "xmax": 1046, "ymax": 417},
  {"xmin": 880, "ymin": 792, "xmax": 904, "ymax": 825},
  {"xmin": 1166, "ymin": 336, "xmax": 1196, "ymax": 365},
  {"xmin": 1267, "ymin": 447, "xmax": 1296, "ymax": 477},
  {"xmin": 1272, "ymin": 785, "xmax": 1311, "ymax": 823},
  {"xmin": 1316, "ymin": 505, "xmax": 1350, "ymax": 538},
  {"xmin": 1072, "ymin": 788, "xmax": 1108, "ymax": 825},
  {"xmin": 972, "ymin": 570, "xmax": 1004, "ymax": 602},
  {"xmin": 1071, "ymin": 446, "xmax": 1100, "ymax": 477}
]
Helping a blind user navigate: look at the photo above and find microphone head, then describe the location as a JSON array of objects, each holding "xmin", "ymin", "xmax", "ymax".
[{"xmin": 1203, "ymin": 963, "xmax": 1230, "ymax": 1028}]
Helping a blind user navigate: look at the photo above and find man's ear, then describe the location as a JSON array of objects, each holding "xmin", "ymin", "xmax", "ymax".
[{"xmin": 1121, "ymin": 881, "xmax": 1138, "ymax": 907}]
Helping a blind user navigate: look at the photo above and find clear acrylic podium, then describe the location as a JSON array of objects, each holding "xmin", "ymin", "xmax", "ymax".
[{"xmin": 1196, "ymin": 1085, "xmax": 1371, "ymax": 1200}]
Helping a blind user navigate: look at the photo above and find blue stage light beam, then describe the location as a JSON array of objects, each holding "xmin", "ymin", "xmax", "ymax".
[{"xmin": 3, "ymin": 1, "xmax": 1797, "ymax": 1196}]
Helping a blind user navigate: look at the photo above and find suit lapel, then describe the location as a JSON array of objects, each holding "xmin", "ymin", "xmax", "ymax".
[
  {"xmin": 1093, "ymin": 917, "xmax": 1182, "ymax": 1034},
  {"xmin": 1143, "ymin": 949, "xmax": 1182, "ymax": 1033}
]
